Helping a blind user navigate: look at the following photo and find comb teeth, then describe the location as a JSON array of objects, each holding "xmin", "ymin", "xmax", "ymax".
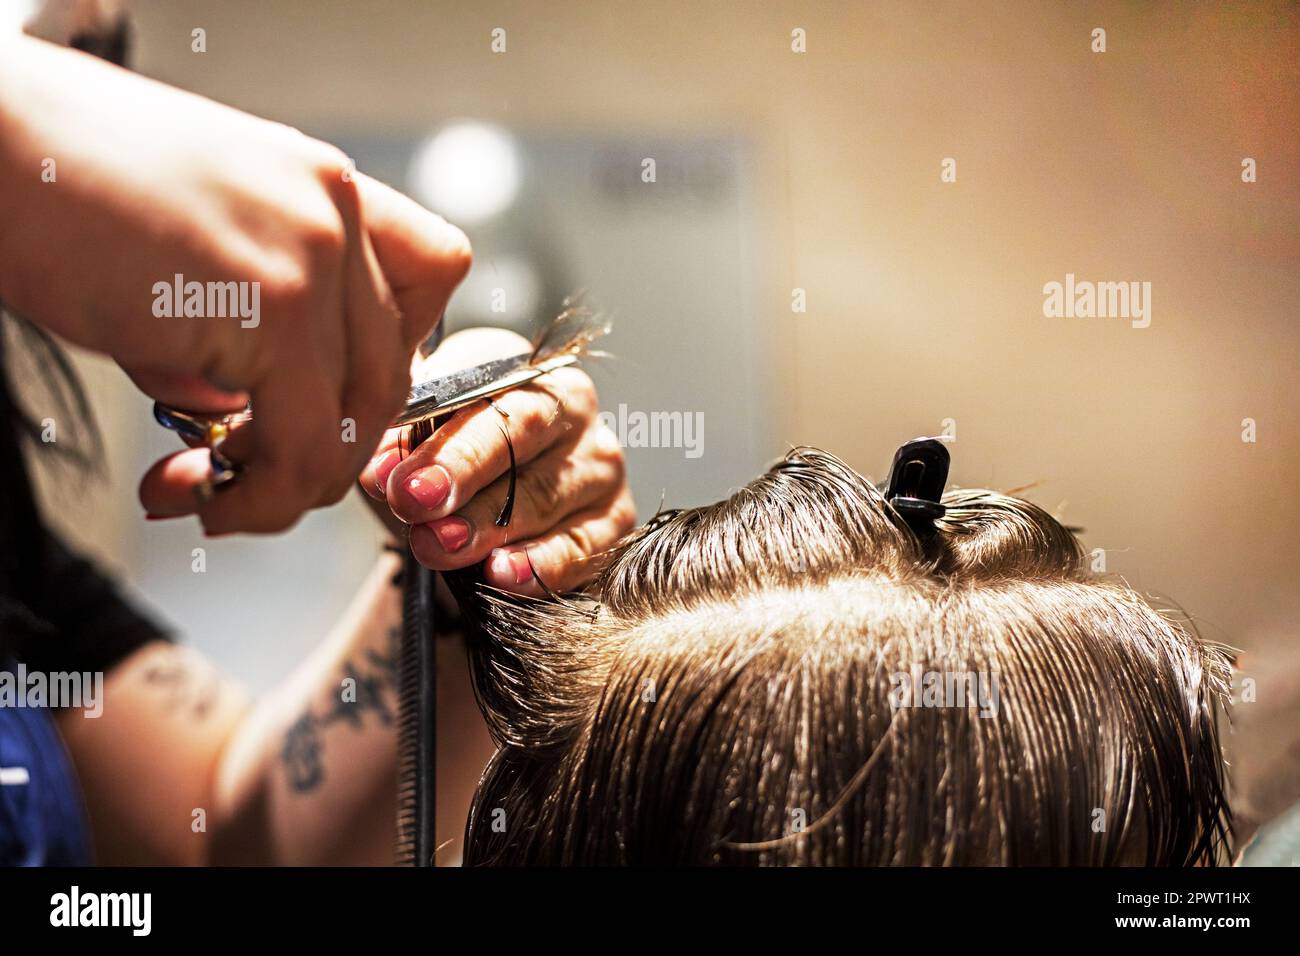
[
  {"xmin": 394, "ymin": 589, "xmax": 419, "ymax": 865},
  {"xmin": 395, "ymin": 553, "xmax": 437, "ymax": 866}
]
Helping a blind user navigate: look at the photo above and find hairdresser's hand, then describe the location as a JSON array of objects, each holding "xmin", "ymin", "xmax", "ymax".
[
  {"xmin": 0, "ymin": 35, "xmax": 470, "ymax": 533},
  {"xmin": 359, "ymin": 328, "xmax": 636, "ymax": 596}
]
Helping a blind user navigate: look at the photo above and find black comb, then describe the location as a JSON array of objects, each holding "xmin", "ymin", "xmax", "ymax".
[{"xmin": 394, "ymin": 417, "xmax": 439, "ymax": 867}]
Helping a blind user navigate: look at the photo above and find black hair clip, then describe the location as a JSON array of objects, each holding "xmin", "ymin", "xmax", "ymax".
[{"xmin": 885, "ymin": 438, "xmax": 950, "ymax": 530}]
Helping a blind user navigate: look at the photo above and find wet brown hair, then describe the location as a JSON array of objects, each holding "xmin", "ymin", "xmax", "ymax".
[{"xmin": 458, "ymin": 448, "xmax": 1232, "ymax": 865}]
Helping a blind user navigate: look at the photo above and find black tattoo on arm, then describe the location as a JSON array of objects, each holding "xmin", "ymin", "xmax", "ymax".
[
  {"xmin": 138, "ymin": 649, "xmax": 223, "ymax": 721},
  {"xmin": 280, "ymin": 625, "xmax": 400, "ymax": 793}
]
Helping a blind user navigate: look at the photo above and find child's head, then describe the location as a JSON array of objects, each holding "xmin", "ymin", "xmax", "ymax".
[{"xmin": 461, "ymin": 448, "xmax": 1232, "ymax": 865}]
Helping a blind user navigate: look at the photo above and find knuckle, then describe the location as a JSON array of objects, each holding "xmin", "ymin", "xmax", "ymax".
[
  {"xmin": 310, "ymin": 142, "xmax": 355, "ymax": 188},
  {"xmin": 446, "ymin": 426, "xmax": 496, "ymax": 481},
  {"xmin": 256, "ymin": 258, "xmax": 317, "ymax": 314},
  {"xmin": 518, "ymin": 465, "xmax": 564, "ymax": 521},
  {"xmin": 563, "ymin": 523, "xmax": 595, "ymax": 558},
  {"xmin": 553, "ymin": 368, "xmax": 599, "ymax": 420},
  {"xmin": 517, "ymin": 388, "xmax": 563, "ymax": 434},
  {"xmin": 591, "ymin": 421, "xmax": 626, "ymax": 467},
  {"xmin": 297, "ymin": 207, "xmax": 348, "ymax": 268}
]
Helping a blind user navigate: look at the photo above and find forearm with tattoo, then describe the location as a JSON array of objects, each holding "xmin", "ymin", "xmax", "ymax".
[{"xmin": 280, "ymin": 624, "xmax": 401, "ymax": 793}]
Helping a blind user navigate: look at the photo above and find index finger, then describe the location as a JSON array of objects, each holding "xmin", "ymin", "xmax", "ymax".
[{"xmin": 358, "ymin": 328, "xmax": 533, "ymax": 496}]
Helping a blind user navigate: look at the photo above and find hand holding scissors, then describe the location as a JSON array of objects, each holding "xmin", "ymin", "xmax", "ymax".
[{"xmin": 153, "ymin": 323, "xmax": 636, "ymax": 596}]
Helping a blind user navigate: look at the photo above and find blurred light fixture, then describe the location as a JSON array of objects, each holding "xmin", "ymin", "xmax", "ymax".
[
  {"xmin": 408, "ymin": 121, "xmax": 521, "ymax": 226},
  {"xmin": 0, "ymin": 1, "xmax": 40, "ymax": 34}
]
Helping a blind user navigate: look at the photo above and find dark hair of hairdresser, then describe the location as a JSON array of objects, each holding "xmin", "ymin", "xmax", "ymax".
[
  {"xmin": 0, "ymin": 313, "xmax": 100, "ymax": 468},
  {"xmin": 457, "ymin": 448, "xmax": 1233, "ymax": 866}
]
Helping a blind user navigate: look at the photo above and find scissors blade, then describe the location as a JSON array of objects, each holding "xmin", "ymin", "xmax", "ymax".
[
  {"xmin": 153, "ymin": 351, "xmax": 580, "ymax": 442},
  {"xmin": 392, "ymin": 351, "xmax": 578, "ymax": 427}
]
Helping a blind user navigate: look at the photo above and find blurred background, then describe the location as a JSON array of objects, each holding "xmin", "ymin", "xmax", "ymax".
[{"xmin": 10, "ymin": 1, "xmax": 1298, "ymax": 842}]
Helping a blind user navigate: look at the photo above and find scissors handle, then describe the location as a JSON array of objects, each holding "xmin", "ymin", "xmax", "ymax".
[{"xmin": 152, "ymin": 402, "xmax": 247, "ymax": 498}]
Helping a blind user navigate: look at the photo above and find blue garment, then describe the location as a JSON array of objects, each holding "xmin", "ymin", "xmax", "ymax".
[{"xmin": 0, "ymin": 695, "xmax": 90, "ymax": 866}]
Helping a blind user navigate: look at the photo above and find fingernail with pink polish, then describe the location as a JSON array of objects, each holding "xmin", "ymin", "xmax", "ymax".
[
  {"xmin": 427, "ymin": 516, "xmax": 471, "ymax": 553},
  {"xmin": 404, "ymin": 464, "xmax": 451, "ymax": 511},
  {"xmin": 370, "ymin": 450, "xmax": 401, "ymax": 496},
  {"xmin": 489, "ymin": 549, "xmax": 533, "ymax": 586}
]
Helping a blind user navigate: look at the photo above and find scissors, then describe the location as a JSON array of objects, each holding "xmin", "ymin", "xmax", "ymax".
[{"xmin": 152, "ymin": 349, "xmax": 580, "ymax": 499}]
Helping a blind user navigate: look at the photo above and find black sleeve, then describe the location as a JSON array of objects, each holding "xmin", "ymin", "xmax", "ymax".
[{"xmin": 14, "ymin": 530, "xmax": 173, "ymax": 678}]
